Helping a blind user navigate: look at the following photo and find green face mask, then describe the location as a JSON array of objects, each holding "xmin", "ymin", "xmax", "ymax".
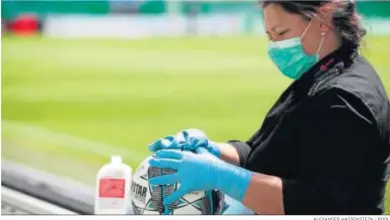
[{"xmin": 267, "ymin": 21, "xmax": 325, "ymax": 80}]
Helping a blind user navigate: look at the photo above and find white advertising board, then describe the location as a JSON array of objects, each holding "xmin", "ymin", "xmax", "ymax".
[
  {"xmin": 43, "ymin": 14, "xmax": 389, "ymax": 39},
  {"xmin": 43, "ymin": 14, "xmax": 264, "ymax": 38}
]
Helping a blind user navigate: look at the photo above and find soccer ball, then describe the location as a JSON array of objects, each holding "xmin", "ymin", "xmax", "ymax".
[{"xmin": 130, "ymin": 155, "xmax": 224, "ymax": 215}]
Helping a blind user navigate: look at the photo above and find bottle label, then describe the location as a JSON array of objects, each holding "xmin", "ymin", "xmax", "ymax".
[
  {"xmin": 99, "ymin": 178, "xmax": 125, "ymax": 198},
  {"xmin": 97, "ymin": 198, "xmax": 125, "ymax": 212}
]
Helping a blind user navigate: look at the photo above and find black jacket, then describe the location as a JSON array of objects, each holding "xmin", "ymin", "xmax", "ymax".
[{"xmin": 228, "ymin": 45, "xmax": 390, "ymax": 215}]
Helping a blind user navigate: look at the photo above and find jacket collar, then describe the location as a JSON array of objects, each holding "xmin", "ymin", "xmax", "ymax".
[{"xmin": 292, "ymin": 44, "xmax": 358, "ymax": 98}]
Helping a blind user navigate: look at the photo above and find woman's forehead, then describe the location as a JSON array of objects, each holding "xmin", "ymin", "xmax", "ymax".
[{"xmin": 263, "ymin": 4, "xmax": 307, "ymax": 31}]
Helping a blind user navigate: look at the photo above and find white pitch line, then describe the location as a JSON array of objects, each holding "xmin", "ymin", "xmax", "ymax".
[{"xmin": 2, "ymin": 120, "xmax": 147, "ymax": 161}]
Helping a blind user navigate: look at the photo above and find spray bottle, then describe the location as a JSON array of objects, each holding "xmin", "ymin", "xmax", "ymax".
[{"xmin": 94, "ymin": 155, "xmax": 132, "ymax": 214}]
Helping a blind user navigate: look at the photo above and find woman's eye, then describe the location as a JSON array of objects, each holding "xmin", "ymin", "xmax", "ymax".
[{"xmin": 278, "ymin": 30, "xmax": 289, "ymax": 36}]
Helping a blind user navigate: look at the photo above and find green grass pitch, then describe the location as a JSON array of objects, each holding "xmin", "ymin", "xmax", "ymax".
[{"xmin": 2, "ymin": 35, "xmax": 390, "ymax": 211}]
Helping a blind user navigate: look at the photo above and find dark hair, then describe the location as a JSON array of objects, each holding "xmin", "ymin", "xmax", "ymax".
[{"xmin": 261, "ymin": 1, "xmax": 366, "ymax": 50}]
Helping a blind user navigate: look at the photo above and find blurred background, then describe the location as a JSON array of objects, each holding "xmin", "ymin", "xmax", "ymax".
[{"xmin": 2, "ymin": 0, "xmax": 390, "ymax": 213}]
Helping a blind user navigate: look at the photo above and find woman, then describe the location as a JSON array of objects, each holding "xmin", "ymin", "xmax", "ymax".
[{"xmin": 147, "ymin": 1, "xmax": 390, "ymax": 215}]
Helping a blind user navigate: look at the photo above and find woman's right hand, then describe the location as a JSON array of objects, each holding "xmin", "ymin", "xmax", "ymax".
[{"xmin": 147, "ymin": 129, "xmax": 221, "ymax": 157}]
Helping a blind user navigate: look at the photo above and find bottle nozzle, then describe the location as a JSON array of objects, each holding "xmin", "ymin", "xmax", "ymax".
[{"xmin": 111, "ymin": 155, "xmax": 122, "ymax": 164}]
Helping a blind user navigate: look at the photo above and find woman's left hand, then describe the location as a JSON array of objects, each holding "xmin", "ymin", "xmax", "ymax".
[
  {"xmin": 148, "ymin": 129, "xmax": 221, "ymax": 157},
  {"xmin": 148, "ymin": 148, "xmax": 252, "ymax": 205}
]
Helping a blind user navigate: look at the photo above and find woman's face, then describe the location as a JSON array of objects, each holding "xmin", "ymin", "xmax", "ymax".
[{"xmin": 263, "ymin": 3, "xmax": 324, "ymax": 56}]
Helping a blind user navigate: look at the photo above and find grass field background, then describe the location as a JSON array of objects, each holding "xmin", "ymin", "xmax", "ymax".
[{"xmin": 2, "ymin": 36, "xmax": 390, "ymax": 211}]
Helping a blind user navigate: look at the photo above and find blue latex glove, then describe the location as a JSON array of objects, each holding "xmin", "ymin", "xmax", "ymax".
[
  {"xmin": 148, "ymin": 129, "xmax": 221, "ymax": 157},
  {"xmin": 148, "ymin": 148, "xmax": 252, "ymax": 206}
]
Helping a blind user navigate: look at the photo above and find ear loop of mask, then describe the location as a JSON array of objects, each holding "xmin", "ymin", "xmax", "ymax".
[
  {"xmin": 301, "ymin": 20, "xmax": 326, "ymax": 55},
  {"xmin": 316, "ymin": 32, "xmax": 325, "ymax": 54},
  {"xmin": 300, "ymin": 20, "xmax": 313, "ymax": 39}
]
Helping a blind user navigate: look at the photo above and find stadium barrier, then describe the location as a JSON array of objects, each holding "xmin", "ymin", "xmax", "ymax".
[
  {"xmin": 1, "ymin": 159, "xmax": 95, "ymax": 215},
  {"xmin": 1, "ymin": 186, "xmax": 77, "ymax": 215}
]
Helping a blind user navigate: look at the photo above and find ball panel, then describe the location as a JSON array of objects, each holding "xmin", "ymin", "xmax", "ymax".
[
  {"xmin": 131, "ymin": 155, "xmax": 224, "ymax": 215},
  {"xmin": 142, "ymin": 210, "xmax": 161, "ymax": 215},
  {"xmin": 172, "ymin": 201, "xmax": 202, "ymax": 215}
]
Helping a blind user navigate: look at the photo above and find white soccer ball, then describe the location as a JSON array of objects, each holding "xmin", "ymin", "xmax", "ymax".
[{"xmin": 130, "ymin": 155, "xmax": 224, "ymax": 215}]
